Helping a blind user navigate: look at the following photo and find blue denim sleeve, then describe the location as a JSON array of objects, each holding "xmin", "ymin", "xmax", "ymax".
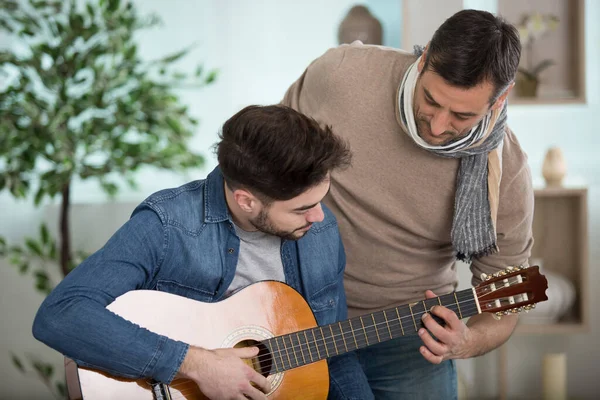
[
  {"xmin": 32, "ymin": 206, "xmax": 189, "ymax": 384},
  {"xmin": 326, "ymin": 236, "xmax": 374, "ymax": 400}
]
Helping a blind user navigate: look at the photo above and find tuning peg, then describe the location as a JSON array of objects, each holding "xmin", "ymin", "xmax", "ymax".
[
  {"xmin": 481, "ymin": 273, "xmax": 489, "ymax": 281},
  {"xmin": 493, "ymin": 312, "xmax": 503, "ymax": 320},
  {"xmin": 531, "ymin": 304, "xmax": 536, "ymax": 309},
  {"xmin": 505, "ymin": 266, "xmax": 515, "ymax": 272}
]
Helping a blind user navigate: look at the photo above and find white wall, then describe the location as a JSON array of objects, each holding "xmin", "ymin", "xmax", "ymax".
[{"xmin": 1, "ymin": 0, "xmax": 598, "ymax": 399}]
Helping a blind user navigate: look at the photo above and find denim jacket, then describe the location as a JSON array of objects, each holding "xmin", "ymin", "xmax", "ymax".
[{"xmin": 33, "ymin": 167, "xmax": 373, "ymax": 399}]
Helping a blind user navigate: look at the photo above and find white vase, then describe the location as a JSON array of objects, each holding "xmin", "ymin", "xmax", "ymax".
[
  {"xmin": 542, "ymin": 147, "xmax": 567, "ymax": 187},
  {"xmin": 520, "ymin": 260, "xmax": 575, "ymax": 325}
]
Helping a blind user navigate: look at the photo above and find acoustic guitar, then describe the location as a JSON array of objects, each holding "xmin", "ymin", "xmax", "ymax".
[{"xmin": 65, "ymin": 265, "xmax": 548, "ymax": 399}]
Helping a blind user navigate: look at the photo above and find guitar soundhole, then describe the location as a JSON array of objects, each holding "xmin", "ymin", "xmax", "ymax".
[{"xmin": 235, "ymin": 339, "xmax": 273, "ymax": 378}]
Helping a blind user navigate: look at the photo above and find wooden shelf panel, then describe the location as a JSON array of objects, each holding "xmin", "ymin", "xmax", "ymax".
[
  {"xmin": 533, "ymin": 187, "xmax": 587, "ymax": 197},
  {"xmin": 527, "ymin": 188, "xmax": 589, "ymax": 331}
]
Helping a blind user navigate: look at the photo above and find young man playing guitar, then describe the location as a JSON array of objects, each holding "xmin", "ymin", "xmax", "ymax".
[{"xmin": 33, "ymin": 105, "xmax": 374, "ymax": 399}]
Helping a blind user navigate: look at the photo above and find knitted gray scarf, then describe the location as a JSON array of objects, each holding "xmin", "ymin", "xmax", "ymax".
[{"xmin": 398, "ymin": 49, "xmax": 507, "ymax": 262}]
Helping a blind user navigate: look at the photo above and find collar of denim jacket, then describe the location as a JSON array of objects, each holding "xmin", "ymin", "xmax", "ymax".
[{"xmin": 203, "ymin": 166, "xmax": 232, "ymax": 224}]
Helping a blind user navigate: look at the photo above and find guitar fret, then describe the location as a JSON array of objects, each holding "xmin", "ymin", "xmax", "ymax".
[
  {"xmin": 283, "ymin": 336, "xmax": 293, "ymax": 368},
  {"xmin": 360, "ymin": 316, "xmax": 369, "ymax": 346},
  {"xmin": 303, "ymin": 331, "xmax": 314, "ymax": 363},
  {"xmin": 395, "ymin": 307, "xmax": 405, "ymax": 335},
  {"xmin": 409, "ymin": 303, "xmax": 418, "ymax": 331},
  {"xmin": 291, "ymin": 334, "xmax": 301, "ymax": 368},
  {"xmin": 371, "ymin": 314, "xmax": 381, "ymax": 342},
  {"xmin": 296, "ymin": 332, "xmax": 306, "ymax": 365},
  {"xmin": 441, "ymin": 293, "xmax": 458, "ymax": 316},
  {"xmin": 319, "ymin": 327, "xmax": 330, "ymax": 358},
  {"xmin": 372, "ymin": 311, "xmax": 391, "ymax": 342},
  {"xmin": 339, "ymin": 322, "xmax": 349, "ymax": 352},
  {"xmin": 349, "ymin": 319, "xmax": 359, "ymax": 348},
  {"xmin": 453, "ymin": 292, "xmax": 463, "ymax": 319},
  {"xmin": 383, "ymin": 309, "xmax": 393, "ymax": 340},
  {"xmin": 329, "ymin": 325, "xmax": 339, "ymax": 355},
  {"xmin": 274, "ymin": 336, "xmax": 287, "ymax": 371},
  {"xmin": 311, "ymin": 329, "xmax": 322, "ymax": 360}
]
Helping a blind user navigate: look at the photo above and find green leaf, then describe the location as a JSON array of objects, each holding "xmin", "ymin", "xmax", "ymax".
[
  {"xmin": 26, "ymin": 239, "xmax": 44, "ymax": 257},
  {"xmin": 205, "ymin": 69, "xmax": 218, "ymax": 84},
  {"xmin": 158, "ymin": 46, "xmax": 193, "ymax": 64},
  {"xmin": 9, "ymin": 254, "xmax": 22, "ymax": 265},
  {"xmin": 40, "ymin": 224, "xmax": 50, "ymax": 245},
  {"xmin": 166, "ymin": 117, "xmax": 182, "ymax": 134},
  {"xmin": 32, "ymin": 360, "xmax": 53, "ymax": 379},
  {"xmin": 34, "ymin": 188, "xmax": 45, "ymax": 206},
  {"xmin": 11, "ymin": 354, "xmax": 24, "ymax": 373},
  {"xmin": 107, "ymin": 0, "xmax": 120, "ymax": 12},
  {"xmin": 34, "ymin": 271, "xmax": 52, "ymax": 294},
  {"xmin": 56, "ymin": 382, "xmax": 67, "ymax": 397},
  {"xmin": 19, "ymin": 262, "xmax": 29, "ymax": 274},
  {"xmin": 532, "ymin": 59, "xmax": 555, "ymax": 76},
  {"xmin": 49, "ymin": 242, "xmax": 57, "ymax": 259},
  {"xmin": 20, "ymin": 28, "xmax": 36, "ymax": 37},
  {"xmin": 100, "ymin": 181, "xmax": 119, "ymax": 197}
]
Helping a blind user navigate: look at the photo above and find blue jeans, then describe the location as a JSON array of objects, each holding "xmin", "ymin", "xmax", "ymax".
[{"xmin": 356, "ymin": 335, "xmax": 457, "ymax": 400}]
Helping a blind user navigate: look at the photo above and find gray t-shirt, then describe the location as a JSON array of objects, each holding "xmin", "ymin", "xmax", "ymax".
[{"xmin": 224, "ymin": 224, "xmax": 285, "ymax": 297}]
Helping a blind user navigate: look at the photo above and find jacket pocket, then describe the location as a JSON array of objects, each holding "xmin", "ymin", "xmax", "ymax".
[
  {"xmin": 308, "ymin": 279, "xmax": 340, "ymax": 325},
  {"xmin": 156, "ymin": 279, "xmax": 216, "ymax": 303}
]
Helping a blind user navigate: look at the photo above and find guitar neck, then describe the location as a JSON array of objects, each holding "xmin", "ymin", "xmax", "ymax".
[{"xmin": 263, "ymin": 288, "xmax": 480, "ymax": 373}]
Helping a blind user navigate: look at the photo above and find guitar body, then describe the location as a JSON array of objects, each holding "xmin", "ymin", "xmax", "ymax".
[{"xmin": 66, "ymin": 281, "xmax": 329, "ymax": 399}]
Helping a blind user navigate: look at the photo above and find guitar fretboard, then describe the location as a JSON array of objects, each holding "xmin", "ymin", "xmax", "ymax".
[{"xmin": 262, "ymin": 288, "xmax": 478, "ymax": 373}]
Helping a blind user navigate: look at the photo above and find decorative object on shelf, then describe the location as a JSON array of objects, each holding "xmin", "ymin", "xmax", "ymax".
[
  {"xmin": 520, "ymin": 258, "xmax": 575, "ymax": 325},
  {"xmin": 515, "ymin": 12, "xmax": 559, "ymax": 97},
  {"xmin": 542, "ymin": 147, "xmax": 567, "ymax": 187},
  {"xmin": 542, "ymin": 353, "xmax": 567, "ymax": 400},
  {"xmin": 338, "ymin": 5, "xmax": 382, "ymax": 45}
]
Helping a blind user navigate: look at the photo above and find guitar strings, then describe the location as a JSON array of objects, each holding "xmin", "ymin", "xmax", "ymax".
[
  {"xmin": 172, "ymin": 283, "xmax": 525, "ymax": 380},
  {"xmin": 165, "ymin": 301, "xmax": 504, "ymax": 397},
  {"xmin": 166, "ymin": 278, "xmax": 527, "ymax": 391},
  {"xmin": 170, "ymin": 298, "xmax": 517, "ymax": 383},
  {"xmin": 249, "ymin": 303, "xmax": 484, "ymax": 374},
  {"xmin": 248, "ymin": 289, "xmax": 527, "ymax": 373}
]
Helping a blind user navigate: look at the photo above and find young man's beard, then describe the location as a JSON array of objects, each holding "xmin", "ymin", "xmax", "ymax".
[{"xmin": 250, "ymin": 208, "xmax": 311, "ymax": 241}]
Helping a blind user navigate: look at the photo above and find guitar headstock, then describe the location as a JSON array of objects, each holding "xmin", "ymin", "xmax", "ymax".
[{"xmin": 475, "ymin": 265, "xmax": 548, "ymax": 319}]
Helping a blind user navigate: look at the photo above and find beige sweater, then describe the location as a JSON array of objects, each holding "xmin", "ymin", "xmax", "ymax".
[{"xmin": 283, "ymin": 42, "xmax": 534, "ymax": 318}]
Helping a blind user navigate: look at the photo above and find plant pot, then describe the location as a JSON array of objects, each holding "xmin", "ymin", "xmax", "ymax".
[{"xmin": 516, "ymin": 75, "xmax": 539, "ymax": 98}]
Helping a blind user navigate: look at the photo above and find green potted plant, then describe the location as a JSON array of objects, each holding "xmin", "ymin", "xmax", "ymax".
[
  {"xmin": 0, "ymin": 0, "xmax": 216, "ymax": 397},
  {"xmin": 515, "ymin": 12, "xmax": 559, "ymax": 98}
]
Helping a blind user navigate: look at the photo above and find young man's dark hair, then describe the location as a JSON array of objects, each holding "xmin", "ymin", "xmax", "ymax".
[
  {"xmin": 217, "ymin": 104, "xmax": 352, "ymax": 201},
  {"xmin": 423, "ymin": 9, "xmax": 521, "ymax": 103}
]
